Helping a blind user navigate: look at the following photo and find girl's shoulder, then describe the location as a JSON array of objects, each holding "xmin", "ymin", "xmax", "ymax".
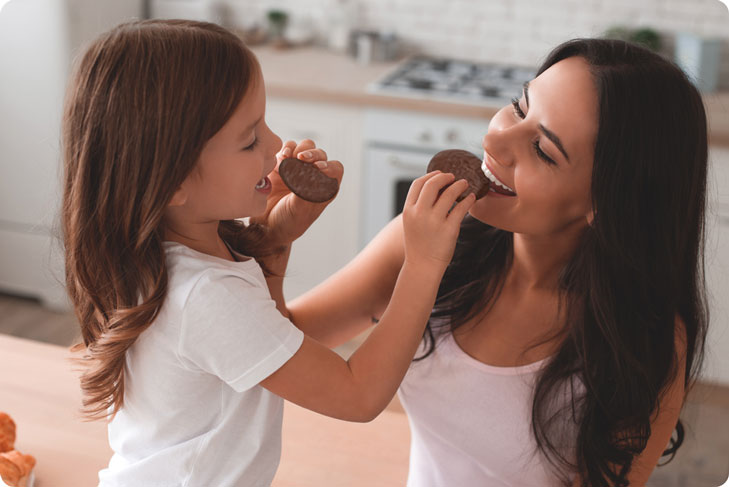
[
  {"xmin": 162, "ymin": 241, "xmax": 269, "ymax": 312},
  {"xmin": 164, "ymin": 241, "xmax": 262, "ymax": 280}
]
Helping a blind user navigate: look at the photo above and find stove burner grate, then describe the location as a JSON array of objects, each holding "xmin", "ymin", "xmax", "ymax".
[{"xmin": 370, "ymin": 56, "xmax": 536, "ymax": 105}]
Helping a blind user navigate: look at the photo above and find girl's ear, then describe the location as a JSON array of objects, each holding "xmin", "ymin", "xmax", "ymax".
[{"xmin": 168, "ymin": 186, "xmax": 188, "ymax": 207}]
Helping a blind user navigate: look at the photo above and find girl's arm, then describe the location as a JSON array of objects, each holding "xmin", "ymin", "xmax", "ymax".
[
  {"xmin": 260, "ymin": 173, "xmax": 474, "ymax": 422},
  {"xmin": 286, "ymin": 213, "xmax": 406, "ymax": 348}
]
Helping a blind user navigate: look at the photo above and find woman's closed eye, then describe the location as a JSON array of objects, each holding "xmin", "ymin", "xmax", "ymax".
[
  {"xmin": 510, "ymin": 97, "xmax": 557, "ymax": 166},
  {"xmin": 511, "ymin": 97, "xmax": 526, "ymax": 119}
]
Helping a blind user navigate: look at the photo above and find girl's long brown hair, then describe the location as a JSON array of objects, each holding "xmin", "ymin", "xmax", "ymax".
[{"xmin": 62, "ymin": 19, "xmax": 270, "ymax": 420}]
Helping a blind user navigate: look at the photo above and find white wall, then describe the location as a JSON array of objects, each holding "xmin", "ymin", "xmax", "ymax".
[
  {"xmin": 0, "ymin": 0, "xmax": 144, "ymax": 308},
  {"xmin": 226, "ymin": 0, "xmax": 729, "ymax": 90}
]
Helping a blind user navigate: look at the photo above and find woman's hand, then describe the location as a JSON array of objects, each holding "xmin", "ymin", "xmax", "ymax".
[
  {"xmin": 252, "ymin": 139, "xmax": 344, "ymax": 247},
  {"xmin": 401, "ymin": 171, "xmax": 475, "ymax": 273}
]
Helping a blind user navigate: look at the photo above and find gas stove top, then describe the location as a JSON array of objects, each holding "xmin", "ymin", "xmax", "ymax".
[{"xmin": 368, "ymin": 56, "xmax": 536, "ymax": 106}]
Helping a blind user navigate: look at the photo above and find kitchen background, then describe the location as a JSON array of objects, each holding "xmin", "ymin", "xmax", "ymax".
[
  {"xmin": 1, "ymin": 1, "xmax": 728, "ymax": 486},
  {"xmin": 219, "ymin": 0, "xmax": 729, "ymax": 90}
]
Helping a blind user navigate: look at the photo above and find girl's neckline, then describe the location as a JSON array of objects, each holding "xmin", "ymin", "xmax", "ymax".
[
  {"xmin": 163, "ymin": 240, "xmax": 254, "ymax": 266},
  {"xmin": 444, "ymin": 332, "xmax": 551, "ymax": 376}
]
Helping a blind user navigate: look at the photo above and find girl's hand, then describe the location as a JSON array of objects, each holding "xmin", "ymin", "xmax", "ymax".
[
  {"xmin": 252, "ymin": 139, "xmax": 344, "ymax": 247},
  {"xmin": 401, "ymin": 172, "xmax": 475, "ymax": 272}
]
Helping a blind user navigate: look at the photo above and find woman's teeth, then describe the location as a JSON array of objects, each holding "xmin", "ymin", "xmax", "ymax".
[
  {"xmin": 481, "ymin": 162, "xmax": 515, "ymax": 193},
  {"xmin": 255, "ymin": 178, "xmax": 268, "ymax": 189}
]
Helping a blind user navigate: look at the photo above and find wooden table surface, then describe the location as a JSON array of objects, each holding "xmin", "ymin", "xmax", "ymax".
[{"xmin": 0, "ymin": 334, "xmax": 410, "ymax": 486}]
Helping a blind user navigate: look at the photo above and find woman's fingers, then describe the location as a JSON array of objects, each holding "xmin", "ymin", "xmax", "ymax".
[
  {"xmin": 278, "ymin": 139, "xmax": 329, "ymax": 164},
  {"xmin": 297, "ymin": 148, "xmax": 329, "ymax": 163},
  {"xmin": 293, "ymin": 139, "xmax": 316, "ymax": 153},
  {"xmin": 277, "ymin": 141, "xmax": 297, "ymax": 163},
  {"xmin": 314, "ymin": 159, "xmax": 344, "ymax": 184},
  {"xmin": 292, "ymin": 139, "xmax": 329, "ymax": 162}
]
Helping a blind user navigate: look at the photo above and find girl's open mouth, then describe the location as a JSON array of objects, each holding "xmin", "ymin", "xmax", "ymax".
[
  {"xmin": 481, "ymin": 161, "xmax": 516, "ymax": 196},
  {"xmin": 255, "ymin": 176, "xmax": 271, "ymax": 193}
]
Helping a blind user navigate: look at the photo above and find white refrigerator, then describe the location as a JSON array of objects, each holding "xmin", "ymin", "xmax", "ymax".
[{"xmin": 0, "ymin": 0, "xmax": 144, "ymax": 309}]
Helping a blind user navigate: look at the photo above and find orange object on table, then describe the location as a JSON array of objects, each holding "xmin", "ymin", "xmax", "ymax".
[
  {"xmin": 0, "ymin": 413, "xmax": 15, "ymax": 453},
  {"xmin": 0, "ymin": 411, "xmax": 36, "ymax": 487}
]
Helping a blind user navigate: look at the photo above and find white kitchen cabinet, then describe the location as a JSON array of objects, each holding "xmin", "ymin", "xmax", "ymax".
[
  {"xmin": 265, "ymin": 97, "xmax": 363, "ymax": 300},
  {"xmin": 704, "ymin": 146, "xmax": 729, "ymax": 385},
  {"xmin": 0, "ymin": 0, "xmax": 143, "ymax": 309}
]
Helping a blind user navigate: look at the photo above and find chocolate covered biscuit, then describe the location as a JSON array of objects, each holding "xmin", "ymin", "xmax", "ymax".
[
  {"xmin": 279, "ymin": 157, "xmax": 339, "ymax": 203},
  {"xmin": 427, "ymin": 149, "xmax": 490, "ymax": 200}
]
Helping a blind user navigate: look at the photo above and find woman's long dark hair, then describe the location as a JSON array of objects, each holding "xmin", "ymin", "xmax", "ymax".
[
  {"xmin": 62, "ymin": 20, "xmax": 272, "ymax": 420},
  {"xmin": 419, "ymin": 39, "xmax": 708, "ymax": 486}
]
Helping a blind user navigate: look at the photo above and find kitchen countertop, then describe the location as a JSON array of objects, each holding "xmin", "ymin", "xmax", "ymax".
[
  {"xmin": 253, "ymin": 45, "xmax": 729, "ymax": 148},
  {"xmin": 0, "ymin": 333, "xmax": 410, "ymax": 486}
]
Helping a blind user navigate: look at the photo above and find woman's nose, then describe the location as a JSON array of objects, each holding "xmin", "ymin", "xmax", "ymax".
[{"xmin": 482, "ymin": 130, "xmax": 515, "ymax": 168}]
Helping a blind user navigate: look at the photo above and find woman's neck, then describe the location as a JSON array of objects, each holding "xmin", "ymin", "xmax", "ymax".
[{"xmin": 507, "ymin": 224, "xmax": 587, "ymax": 292}]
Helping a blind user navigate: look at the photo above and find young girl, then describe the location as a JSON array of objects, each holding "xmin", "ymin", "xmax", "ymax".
[
  {"xmin": 61, "ymin": 19, "xmax": 474, "ymax": 486},
  {"xmin": 284, "ymin": 39, "xmax": 710, "ymax": 487}
]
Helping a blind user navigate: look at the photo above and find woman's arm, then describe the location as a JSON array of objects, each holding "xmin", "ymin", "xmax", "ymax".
[
  {"xmin": 287, "ymin": 213, "xmax": 406, "ymax": 348},
  {"xmin": 261, "ymin": 174, "xmax": 474, "ymax": 422},
  {"xmin": 262, "ymin": 244, "xmax": 293, "ymax": 319},
  {"xmin": 573, "ymin": 318, "xmax": 688, "ymax": 487},
  {"xmin": 256, "ymin": 139, "xmax": 342, "ymax": 316},
  {"xmin": 257, "ymin": 138, "xmax": 407, "ymax": 347}
]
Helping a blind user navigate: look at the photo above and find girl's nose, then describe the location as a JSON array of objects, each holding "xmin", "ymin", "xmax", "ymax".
[{"xmin": 265, "ymin": 123, "xmax": 283, "ymax": 153}]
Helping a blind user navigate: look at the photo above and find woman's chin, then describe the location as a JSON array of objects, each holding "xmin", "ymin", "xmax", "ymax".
[{"xmin": 467, "ymin": 206, "xmax": 520, "ymax": 233}]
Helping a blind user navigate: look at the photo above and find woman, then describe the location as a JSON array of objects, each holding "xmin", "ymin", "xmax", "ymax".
[{"xmin": 273, "ymin": 38, "xmax": 709, "ymax": 486}]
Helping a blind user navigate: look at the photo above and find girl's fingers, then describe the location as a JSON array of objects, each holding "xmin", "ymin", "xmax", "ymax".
[
  {"xmin": 432, "ymin": 178, "xmax": 469, "ymax": 216},
  {"xmin": 447, "ymin": 192, "xmax": 476, "ymax": 223},
  {"xmin": 416, "ymin": 172, "xmax": 457, "ymax": 207},
  {"xmin": 404, "ymin": 171, "xmax": 442, "ymax": 207}
]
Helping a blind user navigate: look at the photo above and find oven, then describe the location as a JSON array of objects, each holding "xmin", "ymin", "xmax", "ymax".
[
  {"xmin": 360, "ymin": 108, "xmax": 489, "ymax": 248},
  {"xmin": 359, "ymin": 56, "xmax": 534, "ymax": 248}
]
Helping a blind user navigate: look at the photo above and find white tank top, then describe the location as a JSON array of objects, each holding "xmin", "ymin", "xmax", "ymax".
[{"xmin": 397, "ymin": 332, "xmax": 579, "ymax": 487}]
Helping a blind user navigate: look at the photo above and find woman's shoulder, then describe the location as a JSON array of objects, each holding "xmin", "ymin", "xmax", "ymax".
[{"xmin": 673, "ymin": 314, "xmax": 688, "ymax": 372}]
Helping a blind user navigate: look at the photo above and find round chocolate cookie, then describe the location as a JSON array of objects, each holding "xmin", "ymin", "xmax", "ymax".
[
  {"xmin": 426, "ymin": 149, "xmax": 490, "ymax": 200},
  {"xmin": 279, "ymin": 157, "xmax": 339, "ymax": 203}
]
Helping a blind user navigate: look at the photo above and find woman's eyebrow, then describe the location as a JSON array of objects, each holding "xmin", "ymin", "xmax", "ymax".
[
  {"xmin": 523, "ymin": 81, "xmax": 571, "ymax": 162},
  {"xmin": 539, "ymin": 124, "xmax": 570, "ymax": 162}
]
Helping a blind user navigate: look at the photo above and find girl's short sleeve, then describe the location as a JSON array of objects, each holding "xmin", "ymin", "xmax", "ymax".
[{"xmin": 178, "ymin": 273, "xmax": 304, "ymax": 392}]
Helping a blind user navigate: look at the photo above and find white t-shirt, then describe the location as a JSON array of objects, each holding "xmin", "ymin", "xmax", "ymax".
[
  {"xmin": 398, "ymin": 332, "xmax": 580, "ymax": 487},
  {"xmin": 98, "ymin": 242, "xmax": 304, "ymax": 487}
]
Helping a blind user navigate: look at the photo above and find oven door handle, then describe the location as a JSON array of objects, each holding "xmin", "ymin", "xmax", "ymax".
[{"xmin": 387, "ymin": 156, "xmax": 428, "ymax": 172}]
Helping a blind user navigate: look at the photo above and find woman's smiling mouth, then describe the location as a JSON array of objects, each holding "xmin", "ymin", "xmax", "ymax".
[{"xmin": 481, "ymin": 161, "xmax": 517, "ymax": 196}]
